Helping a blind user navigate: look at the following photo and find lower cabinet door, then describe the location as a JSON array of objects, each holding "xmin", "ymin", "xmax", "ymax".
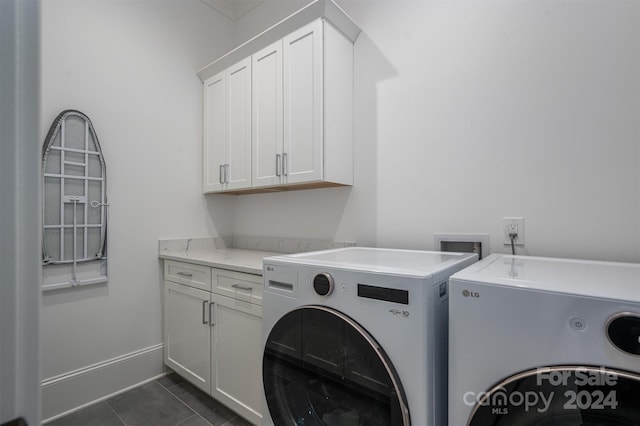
[
  {"xmin": 164, "ymin": 281, "xmax": 212, "ymax": 393},
  {"xmin": 211, "ymin": 293, "xmax": 263, "ymax": 425}
]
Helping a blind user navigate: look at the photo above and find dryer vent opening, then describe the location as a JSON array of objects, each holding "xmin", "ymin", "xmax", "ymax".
[{"xmin": 434, "ymin": 233, "xmax": 489, "ymax": 260}]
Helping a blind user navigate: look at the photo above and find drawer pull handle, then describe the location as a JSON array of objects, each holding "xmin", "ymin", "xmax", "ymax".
[
  {"xmin": 176, "ymin": 272, "xmax": 193, "ymax": 278},
  {"xmin": 232, "ymin": 284, "xmax": 253, "ymax": 292},
  {"xmin": 202, "ymin": 300, "xmax": 208, "ymax": 324}
]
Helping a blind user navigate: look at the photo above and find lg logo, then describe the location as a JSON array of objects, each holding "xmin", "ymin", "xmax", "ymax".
[{"xmin": 462, "ymin": 289, "xmax": 480, "ymax": 298}]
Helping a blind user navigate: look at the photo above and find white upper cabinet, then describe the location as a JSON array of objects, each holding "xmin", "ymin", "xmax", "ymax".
[
  {"xmin": 252, "ymin": 40, "xmax": 284, "ymax": 188},
  {"xmin": 200, "ymin": 0, "xmax": 360, "ymax": 194},
  {"xmin": 252, "ymin": 20, "xmax": 325, "ymax": 189},
  {"xmin": 226, "ymin": 58, "xmax": 252, "ymax": 190},
  {"xmin": 203, "ymin": 58, "xmax": 252, "ymax": 193},
  {"xmin": 281, "ymin": 20, "xmax": 324, "ymax": 186},
  {"xmin": 252, "ymin": 19, "xmax": 355, "ymax": 189},
  {"xmin": 203, "ymin": 72, "xmax": 226, "ymax": 193}
]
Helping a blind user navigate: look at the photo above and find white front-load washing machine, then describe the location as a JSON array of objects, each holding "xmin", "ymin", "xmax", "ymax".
[
  {"xmin": 449, "ymin": 254, "xmax": 640, "ymax": 425},
  {"xmin": 261, "ymin": 247, "xmax": 477, "ymax": 426}
]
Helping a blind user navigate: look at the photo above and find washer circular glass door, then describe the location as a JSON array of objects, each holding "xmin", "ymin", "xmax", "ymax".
[
  {"xmin": 465, "ymin": 366, "xmax": 640, "ymax": 425},
  {"xmin": 263, "ymin": 305, "xmax": 410, "ymax": 426}
]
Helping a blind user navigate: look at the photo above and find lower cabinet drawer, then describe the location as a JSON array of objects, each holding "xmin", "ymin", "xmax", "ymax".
[
  {"xmin": 164, "ymin": 260, "xmax": 211, "ymax": 291},
  {"xmin": 212, "ymin": 268, "xmax": 262, "ymax": 305}
]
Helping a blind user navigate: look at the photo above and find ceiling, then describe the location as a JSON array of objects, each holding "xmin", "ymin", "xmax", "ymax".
[{"xmin": 200, "ymin": 0, "xmax": 265, "ymax": 21}]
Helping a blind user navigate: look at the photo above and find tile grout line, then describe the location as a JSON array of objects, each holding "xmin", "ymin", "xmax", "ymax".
[
  {"xmin": 157, "ymin": 378, "xmax": 221, "ymax": 426},
  {"xmin": 156, "ymin": 376, "xmax": 250, "ymax": 426},
  {"xmin": 104, "ymin": 399, "xmax": 127, "ymax": 426},
  {"xmin": 222, "ymin": 413, "xmax": 248, "ymax": 426},
  {"xmin": 174, "ymin": 413, "xmax": 214, "ymax": 426},
  {"xmin": 155, "ymin": 379, "xmax": 203, "ymax": 421}
]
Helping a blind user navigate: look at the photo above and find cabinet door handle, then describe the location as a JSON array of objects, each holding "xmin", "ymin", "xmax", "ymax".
[
  {"xmin": 275, "ymin": 154, "xmax": 281, "ymax": 177},
  {"xmin": 232, "ymin": 284, "xmax": 253, "ymax": 291},
  {"xmin": 283, "ymin": 153, "xmax": 288, "ymax": 176},
  {"xmin": 225, "ymin": 164, "xmax": 230, "ymax": 183},
  {"xmin": 202, "ymin": 300, "xmax": 208, "ymax": 324},
  {"xmin": 209, "ymin": 302, "xmax": 215, "ymax": 327},
  {"xmin": 219, "ymin": 164, "xmax": 224, "ymax": 184},
  {"xmin": 176, "ymin": 271, "xmax": 193, "ymax": 278}
]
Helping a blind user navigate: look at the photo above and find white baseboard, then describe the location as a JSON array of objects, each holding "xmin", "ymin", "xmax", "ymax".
[{"xmin": 42, "ymin": 344, "xmax": 166, "ymax": 423}]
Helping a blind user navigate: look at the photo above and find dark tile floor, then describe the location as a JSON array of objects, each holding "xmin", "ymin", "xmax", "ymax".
[{"xmin": 46, "ymin": 373, "xmax": 254, "ymax": 426}]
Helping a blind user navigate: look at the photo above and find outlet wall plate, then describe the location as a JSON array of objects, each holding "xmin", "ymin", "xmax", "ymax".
[{"xmin": 503, "ymin": 217, "xmax": 525, "ymax": 246}]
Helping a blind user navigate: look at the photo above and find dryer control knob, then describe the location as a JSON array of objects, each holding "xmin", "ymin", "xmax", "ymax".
[{"xmin": 313, "ymin": 273, "xmax": 334, "ymax": 296}]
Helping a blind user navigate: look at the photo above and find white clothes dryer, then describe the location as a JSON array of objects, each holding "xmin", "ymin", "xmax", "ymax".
[
  {"xmin": 449, "ymin": 254, "xmax": 640, "ymax": 425},
  {"xmin": 261, "ymin": 247, "xmax": 477, "ymax": 426}
]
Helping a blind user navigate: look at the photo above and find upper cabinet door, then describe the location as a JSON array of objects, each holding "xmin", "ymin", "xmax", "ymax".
[
  {"xmin": 252, "ymin": 40, "xmax": 284, "ymax": 188},
  {"xmin": 283, "ymin": 19, "xmax": 323, "ymax": 184},
  {"xmin": 203, "ymin": 71, "xmax": 227, "ymax": 193},
  {"xmin": 226, "ymin": 58, "xmax": 252, "ymax": 190}
]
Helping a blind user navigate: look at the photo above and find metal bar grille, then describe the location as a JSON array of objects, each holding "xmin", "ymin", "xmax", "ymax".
[{"xmin": 42, "ymin": 110, "xmax": 107, "ymax": 279}]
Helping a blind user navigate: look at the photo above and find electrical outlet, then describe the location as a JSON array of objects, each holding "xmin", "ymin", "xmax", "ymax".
[{"xmin": 503, "ymin": 217, "xmax": 525, "ymax": 246}]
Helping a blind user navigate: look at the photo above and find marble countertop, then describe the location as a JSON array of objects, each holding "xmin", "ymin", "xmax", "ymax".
[
  {"xmin": 158, "ymin": 236, "xmax": 355, "ymax": 275},
  {"xmin": 158, "ymin": 247, "xmax": 280, "ymax": 275}
]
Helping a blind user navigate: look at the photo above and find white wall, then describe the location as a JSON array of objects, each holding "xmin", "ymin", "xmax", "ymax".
[
  {"xmin": 40, "ymin": 0, "xmax": 235, "ymax": 417},
  {"xmin": 233, "ymin": 0, "xmax": 313, "ymax": 42},
  {"xmin": 229, "ymin": 0, "xmax": 640, "ymax": 263}
]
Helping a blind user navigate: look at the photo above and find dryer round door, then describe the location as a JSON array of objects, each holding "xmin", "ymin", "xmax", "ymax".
[
  {"xmin": 263, "ymin": 305, "xmax": 410, "ymax": 426},
  {"xmin": 465, "ymin": 365, "xmax": 640, "ymax": 425}
]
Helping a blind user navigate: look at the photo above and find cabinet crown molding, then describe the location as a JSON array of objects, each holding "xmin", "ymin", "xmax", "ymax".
[{"xmin": 197, "ymin": 0, "xmax": 360, "ymax": 82}]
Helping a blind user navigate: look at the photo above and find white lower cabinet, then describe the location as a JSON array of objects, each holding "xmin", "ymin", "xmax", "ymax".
[
  {"xmin": 163, "ymin": 261, "xmax": 263, "ymax": 425},
  {"xmin": 211, "ymin": 293, "xmax": 263, "ymax": 425},
  {"xmin": 164, "ymin": 281, "xmax": 211, "ymax": 393}
]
